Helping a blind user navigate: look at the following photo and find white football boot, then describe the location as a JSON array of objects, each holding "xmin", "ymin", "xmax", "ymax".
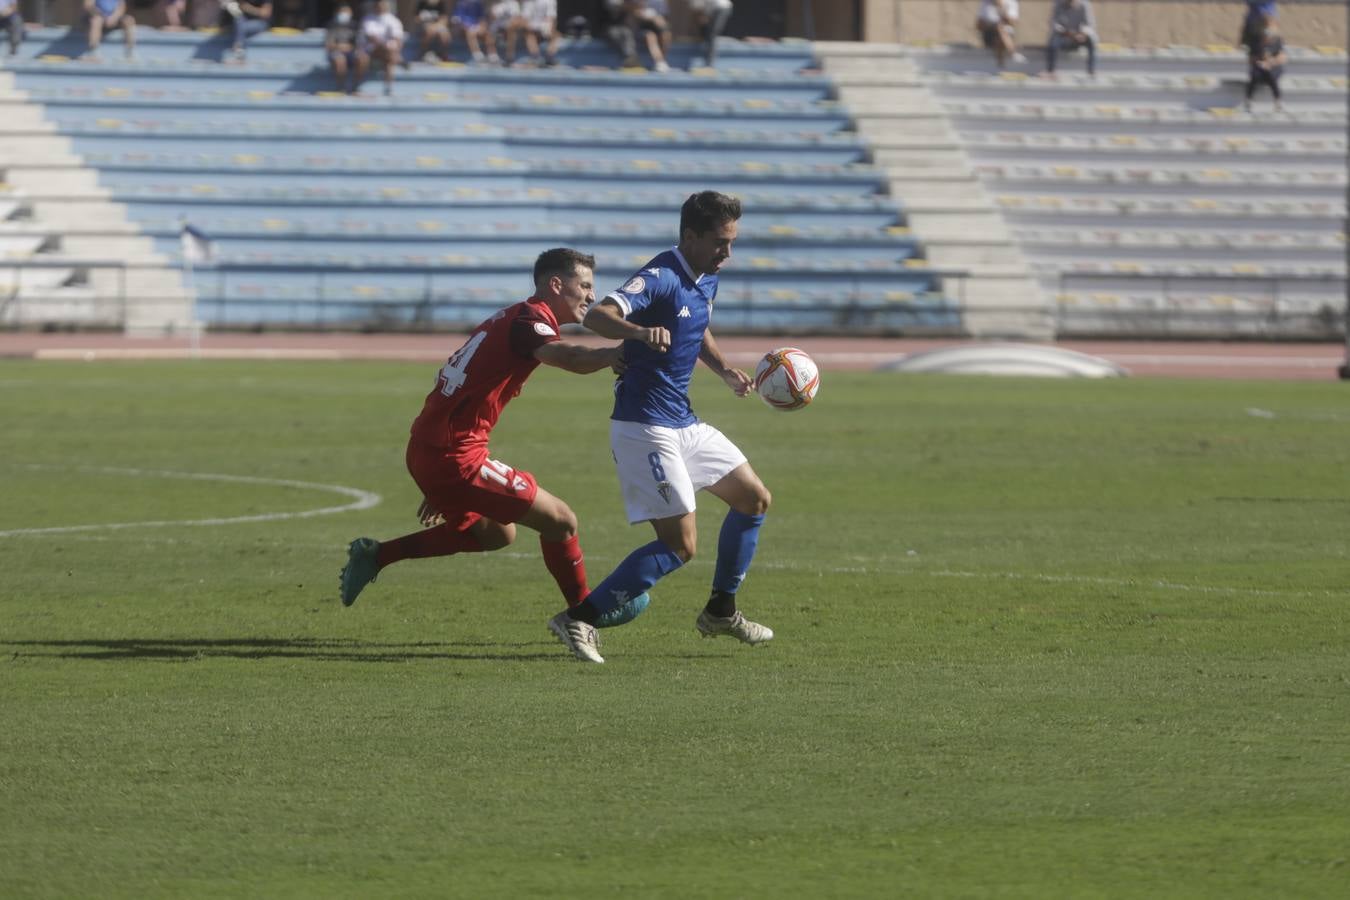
[
  {"xmin": 549, "ymin": 611, "xmax": 605, "ymax": 663},
  {"xmin": 695, "ymin": 610, "xmax": 774, "ymax": 645}
]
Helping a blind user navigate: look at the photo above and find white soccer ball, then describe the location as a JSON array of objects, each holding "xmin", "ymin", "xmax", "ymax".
[{"xmin": 753, "ymin": 347, "xmax": 820, "ymax": 411}]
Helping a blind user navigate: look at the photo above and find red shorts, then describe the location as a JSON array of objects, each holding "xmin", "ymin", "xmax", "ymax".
[{"xmin": 405, "ymin": 440, "xmax": 539, "ymax": 532}]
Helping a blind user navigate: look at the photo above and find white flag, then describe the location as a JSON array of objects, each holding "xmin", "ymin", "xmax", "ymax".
[{"xmin": 180, "ymin": 223, "xmax": 214, "ymax": 265}]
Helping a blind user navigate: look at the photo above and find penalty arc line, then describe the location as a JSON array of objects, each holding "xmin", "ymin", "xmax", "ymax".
[{"xmin": 0, "ymin": 465, "xmax": 382, "ymax": 537}]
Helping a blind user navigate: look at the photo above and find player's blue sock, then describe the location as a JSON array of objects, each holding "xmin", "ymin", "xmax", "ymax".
[
  {"xmin": 582, "ymin": 540, "xmax": 684, "ymax": 616},
  {"xmin": 712, "ymin": 509, "xmax": 765, "ymax": 595}
]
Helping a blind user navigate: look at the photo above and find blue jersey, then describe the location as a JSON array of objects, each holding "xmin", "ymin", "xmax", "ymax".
[{"xmin": 606, "ymin": 248, "xmax": 717, "ymax": 428}]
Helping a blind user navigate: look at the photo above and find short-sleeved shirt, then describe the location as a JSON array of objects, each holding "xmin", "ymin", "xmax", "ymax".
[
  {"xmin": 408, "ymin": 297, "xmax": 561, "ymax": 458},
  {"xmin": 605, "ymin": 247, "xmax": 718, "ymax": 428},
  {"xmin": 327, "ymin": 17, "xmax": 358, "ymax": 47},
  {"xmin": 361, "ymin": 11, "xmax": 404, "ymax": 48}
]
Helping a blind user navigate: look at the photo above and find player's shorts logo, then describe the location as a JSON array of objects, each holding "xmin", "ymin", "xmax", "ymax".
[
  {"xmin": 656, "ymin": 481, "xmax": 672, "ymax": 503},
  {"xmin": 622, "ymin": 276, "xmax": 646, "ymax": 294}
]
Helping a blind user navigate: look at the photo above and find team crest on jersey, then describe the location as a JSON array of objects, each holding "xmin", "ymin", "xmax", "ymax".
[
  {"xmin": 533, "ymin": 322, "xmax": 557, "ymax": 337},
  {"xmin": 657, "ymin": 481, "xmax": 672, "ymax": 503},
  {"xmin": 622, "ymin": 276, "xmax": 646, "ymax": 294}
]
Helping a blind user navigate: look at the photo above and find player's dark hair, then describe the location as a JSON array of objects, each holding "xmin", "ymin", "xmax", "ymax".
[
  {"xmin": 679, "ymin": 191, "xmax": 742, "ymax": 238},
  {"xmin": 533, "ymin": 247, "xmax": 596, "ymax": 288}
]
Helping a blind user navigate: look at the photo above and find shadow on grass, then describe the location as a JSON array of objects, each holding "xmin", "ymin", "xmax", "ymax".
[{"xmin": 3, "ymin": 637, "xmax": 564, "ymax": 663}]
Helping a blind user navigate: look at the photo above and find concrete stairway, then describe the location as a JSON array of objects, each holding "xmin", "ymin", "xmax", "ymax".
[
  {"xmin": 0, "ymin": 70, "xmax": 193, "ymax": 334},
  {"xmin": 813, "ymin": 41, "xmax": 1051, "ymax": 339}
]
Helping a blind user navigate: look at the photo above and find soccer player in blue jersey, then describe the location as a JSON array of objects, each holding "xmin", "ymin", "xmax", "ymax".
[{"xmin": 548, "ymin": 190, "xmax": 774, "ymax": 663}]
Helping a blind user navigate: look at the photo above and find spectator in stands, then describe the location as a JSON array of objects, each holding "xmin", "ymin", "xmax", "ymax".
[
  {"xmin": 84, "ymin": 0, "xmax": 137, "ymax": 60},
  {"xmin": 689, "ymin": 0, "xmax": 732, "ymax": 67},
  {"xmin": 1239, "ymin": 0, "xmax": 1277, "ymax": 50},
  {"xmin": 508, "ymin": 0, "xmax": 559, "ymax": 67},
  {"xmin": 486, "ymin": 0, "xmax": 521, "ymax": 64},
  {"xmin": 224, "ymin": 0, "xmax": 271, "ymax": 62},
  {"xmin": 0, "ymin": 0, "xmax": 23, "ymax": 57},
  {"xmin": 631, "ymin": 0, "xmax": 671, "ymax": 72},
  {"xmin": 361, "ymin": 0, "xmax": 406, "ymax": 94},
  {"xmin": 414, "ymin": 0, "xmax": 452, "ymax": 62},
  {"xmin": 452, "ymin": 0, "xmax": 493, "ymax": 63},
  {"xmin": 975, "ymin": 0, "xmax": 1025, "ymax": 69},
  {"xmin": 1244, "ymin": 13, "xmax": 1286, "ymax": 112},
  {"xmin": 600, "ymin": 0, "xmax": 640, "ymax": 68},
  {"xmin": 326, "ymin": 1, "xmax": 368, "ymax": 93},
  {"xmin": 1045, "ymin": 0, "xmax": 1097, "ymax": 77},
  {"xmin": 161, "ymin": 0, "xmax": 187, "ymax": 30}
]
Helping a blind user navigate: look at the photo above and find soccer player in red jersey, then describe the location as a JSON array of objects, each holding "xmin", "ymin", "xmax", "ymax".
[{"xmin": 339, "ymin": 248, "xmax": 660, "ymax": 614}]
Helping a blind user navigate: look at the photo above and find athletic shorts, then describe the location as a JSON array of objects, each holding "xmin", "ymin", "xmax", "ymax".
[
  {"xmin": 610, "ymin": 419, "xmax": 746, "ymax": 524},
  {"xmin": 405, "ymin": 439, "xmax": 538, "ymax": 532}
]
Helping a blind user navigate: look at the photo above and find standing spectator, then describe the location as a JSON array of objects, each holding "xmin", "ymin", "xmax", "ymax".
[
  {"xmin": 1045, "ymin": 0, "xmax": 1096, "ymax": 77},
  {"xmin": 84, "ymin": 0, "xmax": 137, "ymax": 61},
  {"xmin": 1239, "ymin": 0, "xmax": 1277, "ymax": 50},
  {"xmin": 510, "ymin": 0, "xmax": 559, "ymax": 67},
  {"xmin": 975, "ymin": 0, "xmax": 1025, "ymax": 69},
  {"xmin": 1244, "ymin": 14, "xmax": 1286, "ymax": 112},
  {"xmin": 689, "ymin": 0, "xmax": 732, "ymax": 67},
  {"xmin": 451, "ymin": 0, "xmax": 492, "ymax": 63},
  {"xmin": 0, "ymin": 0, "xmax": 23, "ymax": 57},
  {"xmin": 325, "ymin": 1, "xmax": 368, "ymax": 93},
  {"xmin": 414, "ymin": 0, "xmax": 451, "ymax": 62},
  {"xmin": 224, "ymin": 0, "xmax": 271, "ymax": 62},
  {"xmin": 361, "ymin": 0, "xmax": 406, "ymax": 94}
]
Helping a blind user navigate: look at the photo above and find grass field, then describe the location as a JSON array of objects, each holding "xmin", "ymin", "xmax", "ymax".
[{"xmin": 2, "ymin": 360, "xmax": 1347, "ymax": 898}]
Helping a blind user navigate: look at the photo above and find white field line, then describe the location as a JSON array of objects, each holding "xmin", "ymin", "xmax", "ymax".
[{"xmin": 0, "ymin": 465, "xmax": 381, "ymax": 537}]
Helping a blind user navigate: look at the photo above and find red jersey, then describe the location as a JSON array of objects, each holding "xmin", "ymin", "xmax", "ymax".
[{"xmin": 409, "ymin": 297, "xmax": 561, "ymax": 460}]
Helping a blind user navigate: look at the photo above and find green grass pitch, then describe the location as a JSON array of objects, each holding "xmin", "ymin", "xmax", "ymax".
[{"xmin": 2, "ymin": 360, "xmax": 1347, "ymax": 898}]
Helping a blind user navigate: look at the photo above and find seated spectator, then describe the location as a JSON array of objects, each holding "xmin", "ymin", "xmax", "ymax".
[
  {"xmin": 161, "ymin": 0, "xmax": 187, "ymax": 30},
  {"xmin": 224, "ymin": 0, "xmax": 271, "ymax": 62},
  {"xmin": 509, "ymin": 0, "xmax": 559, "ymax": 67},
  {"xmin": 1045, "ymin": 0, "xmax": 1096, "ymax": 77},
  {"xmin": 486, "ymin": 0, "xmax": 520, "ymax": 64},
  {"xmin": 1244, "ymin": 13, "xmax": 1286, "ymax": 112},
  {"xmin": 975, "ymin": 0, "xmax": 1025, "ymax": 69},
  {"xmin": 600, "ymin": 0, "xmax": 639, "ymax": 68},
  {"xmin": 414, "ymin": 0, "xmax": 452, "ymax": 62},
  {"xmin": 326, "ymin": 1, "xmax": 368, "ymax": 93},
  {"xmin": 0, "ymin": 0, "xmax": 23, "ymax": 57},
  {"xmin": 361, "ymin": 0, "xmax": 406, "ymax": 94},
  {"xmin": 84, "ymin": 0, "xmax": 136, "ymax": 60},
  {"xmin": 451, "ymin": 0, "xmax": 492, "ymax": 63},
  {"xmin": 630, "ymin": 0, "xmax": 671, "ymax": 72},
  {"xmin": 689, "ymin": 0, "xmax": 732, "ymax": 67}
]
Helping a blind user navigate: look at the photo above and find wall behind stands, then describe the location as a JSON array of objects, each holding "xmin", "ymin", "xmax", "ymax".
[{"xmin": 865, "ymin": 1, "xmax": 1347, "ymax": 49}]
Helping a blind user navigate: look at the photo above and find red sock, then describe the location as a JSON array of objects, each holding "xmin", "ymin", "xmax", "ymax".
[
  {"xmin": 540, "ymin": 534, "xmax": 588, "ymax": 607},
  {"xmin": 376, "ymin": 524, "xmax": 483, "ymax": 569}
]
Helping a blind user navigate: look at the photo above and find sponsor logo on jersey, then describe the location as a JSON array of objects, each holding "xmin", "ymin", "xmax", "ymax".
[
  {"xmin": 644, "ymin": 268, "xmax": 661, "ymax": 276},
  {"xmin": 533, "ymin": 321, "xmax": 557, "ymax": 337},
  {"xmin": 677, "ymin": 306, "xmax": 691, "ymax": 318},
  {"xmin": 622, "ymin": 276, "xmax": 646, "ymax": 294}
]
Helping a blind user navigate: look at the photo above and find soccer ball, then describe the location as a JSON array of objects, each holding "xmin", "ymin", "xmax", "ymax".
[{"xmin": 753, "ymin": 347, "xmax": 820, "ymax": 411}]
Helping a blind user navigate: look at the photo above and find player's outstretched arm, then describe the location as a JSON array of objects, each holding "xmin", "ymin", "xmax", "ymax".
[
  {"xmin": 582, "ymin": 298, "xmax": 670, "ymax": 352},
  {"xmin": 534, "ymin": 341, "xmax": 624, "ymax": 375},
  {"xmin": 699, "ymin": 329, "xmax": 753, "ymax": 396}
]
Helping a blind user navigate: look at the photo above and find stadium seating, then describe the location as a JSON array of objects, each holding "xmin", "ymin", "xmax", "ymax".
[
  {"xmin": 906, "ymin": 43, "xmax": 1347, "ymax": 338},
  {"xmin": 0, "ymin": 27, "xmax": 957, "ymax": 334}
]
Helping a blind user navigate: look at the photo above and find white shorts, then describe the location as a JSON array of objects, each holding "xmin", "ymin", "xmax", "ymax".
[{"xmin": 610, "ymin": 419, "xmax": 747, "ymax": 524}]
